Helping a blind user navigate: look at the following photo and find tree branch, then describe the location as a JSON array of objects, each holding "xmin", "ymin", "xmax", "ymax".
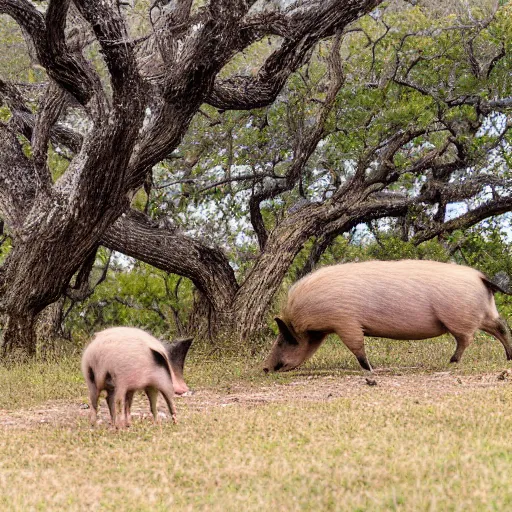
[
  {"xmin": 74, "ymin": 0, "xmax": 142, "ymax": 103},
  {"xmin": 101, "ymin": 209, "xmax": 239, "ymax": 312},
  {"xmin": 0, "ymin": 123, "xmax": 36, "ymax": 232},
  {"xmin": 249, "ymin": 194, "xmax": 268, "ymax": 250},
  {"xmin": 294, "ymin": 231, "xmax": 338, "ymax": 280},
  {"xmin": 0, "ymin": 0, "xmax": 106, "ymax": 110},
  {"xmin": 412, "ymin": 196, "xmax": 512, "ymax": 245},
  {"xmin": 207, "ymin": 0, "xmax": 382, "ymax": 110},
  {"xmin": 0, "ymin": 78, "xmax": 83, "ymax": 153},
  {"xmin": 65, "ymin": 247, "xmax": 111, "ymax": 301},
  {"xmin": 206, "ymin": 38, "xmax": 311, "ymax": 110},
  {"xmin": 31, "ymin": 81, "xmax": 67, "ymax": 196},
  {"xmin": 245, "ymin": 33, "xmax": 347, "ymax": 249}
]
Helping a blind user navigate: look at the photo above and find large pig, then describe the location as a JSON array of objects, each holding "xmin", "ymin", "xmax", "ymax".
[
  {"xmin": 263, "ymin": 260, "xmax": 512, "ymax": 373},
  {"xmin": 82, "ymin": 327, "xmax": 193, "ymax": 427}
]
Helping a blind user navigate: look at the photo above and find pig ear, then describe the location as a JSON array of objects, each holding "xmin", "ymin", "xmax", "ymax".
[
  {"xmin": 166, "ymin": 337, "xmax": 193, "ymax": 375},
  {"xmin": 275, "ymin": 317, "xmax": 298, "ymax": 346}
]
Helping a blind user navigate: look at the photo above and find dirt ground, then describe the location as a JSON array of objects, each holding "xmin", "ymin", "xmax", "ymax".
[{"xmin": 1, "ymin": 369, "xmax": 511, "ymax": 429}]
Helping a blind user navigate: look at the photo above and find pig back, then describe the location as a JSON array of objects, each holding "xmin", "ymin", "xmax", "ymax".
[{"xmin": 285, "ymin": 260, "xmax": 493, "ymax": 339}]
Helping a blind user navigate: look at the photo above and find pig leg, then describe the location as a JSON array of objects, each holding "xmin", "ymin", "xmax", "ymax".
[
  {"xmin": 482, "ymin": 317, "xmax": 512, "ymax": 361},
  {"xmin": 104, "ymin": 374, "xmax": 116, "ymax": 424},
  {"xmin": 124, "ymin": 390, "xmax": 135, "ymax": 427},
  {"xmin": 337, "ymin": 329, "xmax": 373, "ymax": 371},
  {"xmin": 87, "ymin": 384, "xmax": 99, "ymax": 426},
  {"xmin": 449, "ymin": 333, "xmax": 473, "ymax": 363},
  {"xmin": 159, "ymin": 382, "xmax": 178, "ymax": 424},
  {"xmin": 106, "ymin": 388, "xmax": 115, "ymax": 423},
  {"xmin": 114, "ymin": 387, "xmax": 128, "ymax": 428},
  {"xmin": 145, "ymin": 386, "xmax": 160, "ymax": 422}
]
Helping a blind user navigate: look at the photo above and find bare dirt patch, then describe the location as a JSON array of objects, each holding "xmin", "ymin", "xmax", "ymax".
[{"xmin": 1, "ymin": 370, "xmax": 511, "ymax": 430}]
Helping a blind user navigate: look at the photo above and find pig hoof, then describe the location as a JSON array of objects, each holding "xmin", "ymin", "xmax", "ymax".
[
  {"xmin": 449, "ymin": 356, "xmax": 460, "ymax": 363},
  {"xmin": 172, "ymin": 414, "xmax": 178, "ymax": 425},
  {"xmin": 356, "ymin": 356, "xmax": 373, "ymax": 372}
]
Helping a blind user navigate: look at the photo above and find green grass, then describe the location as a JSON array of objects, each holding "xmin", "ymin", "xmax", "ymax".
[{"xmin": 1, "ymin": 334, "xmax": 512, "ymax": 510}]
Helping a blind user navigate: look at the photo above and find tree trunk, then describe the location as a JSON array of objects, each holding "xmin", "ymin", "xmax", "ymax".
[
  {"xmin": 100, "ymin": 207, "xmax": 325, "ymax": 343},
  {"xmin": 231, "ymin": 194, "xmax": 394, "ymax": 339},
  {"xmin": 232, "ymin": 206, "xmax": 325, "ymax": 340},
  {"xmin": 0, "ymin": 194, "xmax": 130, "ymax": 358},
  {"xmin": 36, "ymin": 299, "xmax": 65, "ymax": 358},
  {"xmin": 1, "ymin": 311, "xmax": 37, "ymax": 358}
]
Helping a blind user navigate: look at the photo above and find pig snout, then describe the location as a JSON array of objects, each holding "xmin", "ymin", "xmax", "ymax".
[
  {"xmin": 173, "ymin": 380, "xmax": 189, "ymax": 395},
  {"xmin": 169, "ymin": 367, "xmax": 189, "ymax": 395},
  {"xmin": 263, "ymin": 361, "xmax": 286, "ymax": 373}
]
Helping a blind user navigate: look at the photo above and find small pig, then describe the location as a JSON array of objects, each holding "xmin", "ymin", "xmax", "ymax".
[
  {"xmin": 81, "ymin": 327, "xmax": 193, "ymax": 427},
  {"xmin": 263, "ymin": 260, "xmax": 512, "ymax": 373}
]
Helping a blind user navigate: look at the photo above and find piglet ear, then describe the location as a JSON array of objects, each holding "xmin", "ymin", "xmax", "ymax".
[
  {"xmin": 275, "ymin": 317, "xmax": 298, "ymax": 346},
  {"xmin": 166, "ymin": 337, "xmax": 193, "ymax": 376}
]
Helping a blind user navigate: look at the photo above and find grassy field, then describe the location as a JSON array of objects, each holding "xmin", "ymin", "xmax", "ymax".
[{"xmin": 2, "ymin": 334, "xmax": 512, "ymax": 511}]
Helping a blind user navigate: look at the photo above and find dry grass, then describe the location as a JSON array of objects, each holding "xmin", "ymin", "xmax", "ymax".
[{"xmin": 1, "ymin": 333, "xmax": 512, "ymax": 510}]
